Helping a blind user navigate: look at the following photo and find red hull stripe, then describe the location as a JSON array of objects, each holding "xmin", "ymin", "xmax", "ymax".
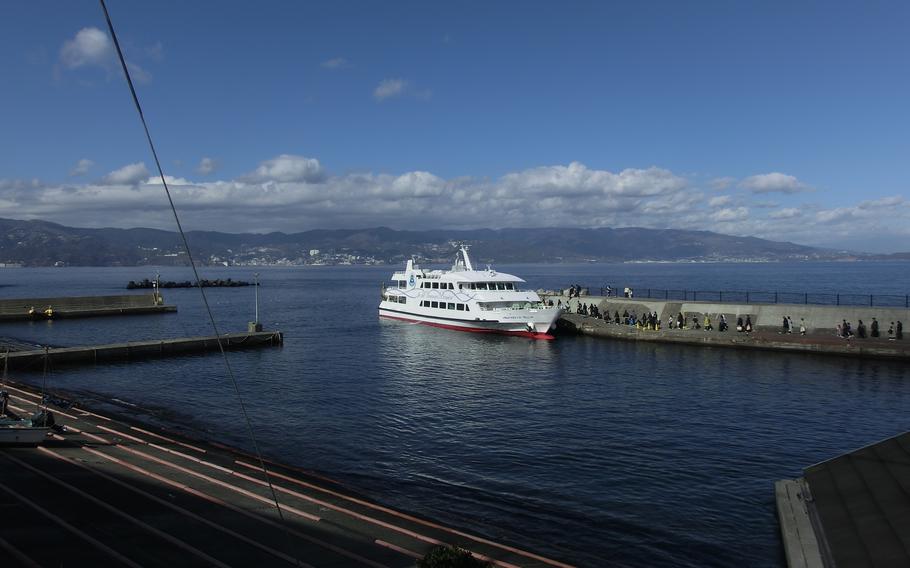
[{"xmin": 380, "ymin": 313, "xmax": 555, "ymax": 340}]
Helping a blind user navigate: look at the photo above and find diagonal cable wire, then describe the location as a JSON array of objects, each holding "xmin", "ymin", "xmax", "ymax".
[{"xmin": 98, "ymin": 2, "xmax": 300, "ymax": 564}]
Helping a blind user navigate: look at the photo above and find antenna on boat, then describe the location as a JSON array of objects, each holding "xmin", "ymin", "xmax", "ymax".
[{"xmin": 455, "ymin": 242, "xmax": 474, "ymax": 271}]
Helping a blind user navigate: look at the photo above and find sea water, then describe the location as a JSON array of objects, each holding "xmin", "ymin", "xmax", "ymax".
[{"xmin": 1, "ymin": 261, "xmax": 908, "ymax": 567}]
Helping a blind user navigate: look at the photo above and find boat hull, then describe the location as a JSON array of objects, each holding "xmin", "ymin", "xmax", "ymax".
[{"xmin": 379, "ymin": 308, "xmax": 560, "ymax": 339}]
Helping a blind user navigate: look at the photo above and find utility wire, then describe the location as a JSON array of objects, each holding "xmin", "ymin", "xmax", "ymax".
[{"xmin": 98, "ymin": 2, "xmax": 300, "ymax": 564}]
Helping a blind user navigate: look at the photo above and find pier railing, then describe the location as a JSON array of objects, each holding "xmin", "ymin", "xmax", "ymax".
[{"xmin": 595, "ymin": 287, "xmax": 910, "ymax": 308}]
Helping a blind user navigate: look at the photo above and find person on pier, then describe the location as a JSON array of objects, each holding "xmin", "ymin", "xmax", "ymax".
[
  {"xmin": 745, "ymin": 316, "xmax": 753, "ymax": 333},
  {"xmin": 857, "ymin": 320, "xmax": 867, "ymax": 338},
  {"xmin": 888, "ymin": 322, "xmax": 895, "ymax": 340},
  {"xmin": 704, "ymin": 315, "xmax": 713, "ymax": 331},
  {"xmin": 871, "ymin": 317, "xmax": 880, "ymax": 337},
  {"xmin": 782, "ymin": 316, "xmax": 789, "ymax": 334},
  {"xmin": 898, "ymin": 321, "xmax": 904, "ymax": 340},
  {"xmin": 719, "ymin": 314, "xmax": 728, "ymax": 332},
  {"xmin": 677, "ymin": 312, "xmax": 685, "ymax": 330}
]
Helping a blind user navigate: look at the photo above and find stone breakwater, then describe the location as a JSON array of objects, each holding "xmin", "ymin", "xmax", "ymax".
[{"xmin": 552, "ymin": 295, "xmax": 909, "ymax": 360}]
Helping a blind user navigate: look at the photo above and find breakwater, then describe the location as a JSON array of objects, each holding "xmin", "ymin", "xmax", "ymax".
[
  {"xmin": 0, "ymin": 330, "xmax": 283, "ymax": 371},
  {"xmin": 127, "ymin": 278, "xmax": 252, "ymax": 289},
  {"xmin": 554, "ymin": 295, "xmax": 909, "ymax": 359},
  {"xmin": 0, "ymin": 293, "xmax": 175, "ymax": 321}
]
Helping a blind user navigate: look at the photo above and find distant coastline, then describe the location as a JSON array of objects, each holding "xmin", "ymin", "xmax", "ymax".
[{"xmin": 0, "ymin": 216, "xmax": 907, "ymax": 267}]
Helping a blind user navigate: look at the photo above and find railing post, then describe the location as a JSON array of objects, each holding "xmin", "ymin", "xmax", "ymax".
[
  {"xmin": 836, "ymin": 294, "xmax": 840, "ymax": 306},
  {"xmin": 648, "ymin": 288, "xmax": 652, "ymax": 298},
  {"xmin": 746, "ymin": 291, "xmax": 750, "ymax": 303},
  {"xmin": 805, "ymin": 292, "xmax": 808, "ymax": 304},
  {"xmin": 665, "ymin": 290, "xmax": 669, "ymax": 300},
  {"xmin": 870, "ymin": 295, "xmax": 874, "ymax": 307}
]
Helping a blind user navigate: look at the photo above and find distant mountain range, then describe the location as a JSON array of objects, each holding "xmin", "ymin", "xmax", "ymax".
[{"xmin": 0, "ymin": 217, "xmax": 903, "ymax": 267}]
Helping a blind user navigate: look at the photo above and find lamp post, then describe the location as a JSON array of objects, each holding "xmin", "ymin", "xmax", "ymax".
[
  {"xmin": 254, "ymin": 272, "xmax": 260, "ymax": 324},
  {"xmin": 249, "ymin": 272, "xmax": 262, "ymax": 332}
]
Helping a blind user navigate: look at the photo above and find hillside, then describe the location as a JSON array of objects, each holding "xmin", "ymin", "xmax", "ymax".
[{"xmin": 0, "ymin": 217, "xmax": 850, "ymax": 266}]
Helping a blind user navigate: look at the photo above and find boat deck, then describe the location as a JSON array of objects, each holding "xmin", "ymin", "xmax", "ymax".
[{"xmin": 0, "ymin": 382, "xmax": 571, "ymax": 568}]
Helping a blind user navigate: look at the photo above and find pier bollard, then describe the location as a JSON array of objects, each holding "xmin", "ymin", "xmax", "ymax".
[{"xmin": 248, "ymin": 321, "xmax": 263, "ymax": 332}]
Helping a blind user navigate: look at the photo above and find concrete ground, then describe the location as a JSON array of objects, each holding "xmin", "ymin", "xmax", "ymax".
[{"xmin": 0, "ymin": 381, "xmax": 571, "ymax": 568}]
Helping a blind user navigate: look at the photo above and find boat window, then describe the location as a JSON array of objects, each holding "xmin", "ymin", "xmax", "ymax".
[
  {"xmin": 399, "ymin": 297, "xmax": 406, "ymax": 304},
  {"xmin": 463, "ymin": 304, "xmax": 470, "ymax": 311},
  {"xmin": 506, "ymin": 283, "xmax": 514, "ymax": 290},
  {"xmin": 456, "ymin": 304, "xmax": 464, "ymax": 311},
  {"xmin": 447, "ymin": 302, "xmax": 455, "ymax": 310},
  {"xmin": 431, "ymin": 301, "xmax": 438, "ymax": 308},
  {"xmin": 477, "ymin": 283, "xmax": 486, "ymax": 290},
  {"xmin": 495, "ymin": 283, "xmax": 504, "ymax": 290},
  {"xmin": 432, "ymin": 282, "xmax": 439, "ymax": 289},
  {"xmin": 448, "ymin": 283, "xmax": 454, "ymax": 289}
]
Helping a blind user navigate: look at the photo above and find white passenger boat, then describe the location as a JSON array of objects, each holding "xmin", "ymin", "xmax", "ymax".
[{"xmin": 379, "ymin": 245, "xmax": 562, "ymax": 339}]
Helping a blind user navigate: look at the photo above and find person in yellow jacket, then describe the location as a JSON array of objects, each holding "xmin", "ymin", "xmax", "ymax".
[
  {"xmin": 44, "ymin": 306, "xmax": 54, "ymax": 318},
  {"xmin": 704, "ymin": 315, "xmax": 713, "ymax": 331}
]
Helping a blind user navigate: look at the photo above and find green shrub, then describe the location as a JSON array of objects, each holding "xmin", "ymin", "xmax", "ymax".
[{"xmin": 418, "ymin": 545, "xmax": 492, "ymax": 568}]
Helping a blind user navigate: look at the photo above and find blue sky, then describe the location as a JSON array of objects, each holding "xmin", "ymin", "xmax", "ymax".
[{"xmin": 1, "ymin": 1, "xmax": 908, "ymax": 251}]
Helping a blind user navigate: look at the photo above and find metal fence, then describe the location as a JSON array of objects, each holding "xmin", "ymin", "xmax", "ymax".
[{"xmin": 596, "ymin": 286, "xmax": 910, "ymax": 308}]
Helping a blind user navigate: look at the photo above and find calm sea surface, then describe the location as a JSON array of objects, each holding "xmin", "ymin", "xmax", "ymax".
[{"xmin": 2, "ymin": 261, "xmax": 909, "ymax": 567}]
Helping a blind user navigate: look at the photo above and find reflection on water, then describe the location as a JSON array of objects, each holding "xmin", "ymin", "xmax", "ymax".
[{"xmin": 2, "ymin": 264, "xmax": 909, "ymax": 566}]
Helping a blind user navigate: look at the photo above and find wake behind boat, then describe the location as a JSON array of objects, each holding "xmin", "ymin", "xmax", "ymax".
[{"xmin": 379, "ymin": 245, "xmax": 562, "ymax": 339}]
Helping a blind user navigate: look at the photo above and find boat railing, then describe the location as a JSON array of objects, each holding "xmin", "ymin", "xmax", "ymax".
[{"xmin": 477, "ymin": 303, "xmax": 548, "ymax": 311}]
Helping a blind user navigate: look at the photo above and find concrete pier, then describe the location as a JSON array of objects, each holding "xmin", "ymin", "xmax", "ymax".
[
  {"xmin": 553, "ymin": 296, "xmax": 909, "ymax": 360},
  {"xmin": 0, "ymin": 381, "xmax": 569, "ymax": 567},
  {"xmin": 0, "ymin": 331, "xmax": 284, "ymax": 371},
  {"xmin": 0, "ymin": 293, "xmax": 176, "ymax": 321}
]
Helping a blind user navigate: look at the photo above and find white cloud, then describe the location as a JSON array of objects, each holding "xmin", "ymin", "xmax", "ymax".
[
  {"xmin": 196, "ymin": 157, "xmax": 218, "ymax": 175},
  {"xmin": 69, "ymin": 159, "xmax": 94, "ymax": 177},
  {"xmin": 769, "ymin": 207, "xmax": 802, "ymax": 219},
  {"xmin": 2, "ymin": 159, "xmax": 908, "ymax": 252},
  {"xmin": 60, "ymin": 27, "xmax": 111, "ymax": 69},
  {"xmin": 100, "ymin": 162, "xmax": 149, "ymax": 186},
  {"xmin": 145, "ymin": 41, "xmax": 164, "ymax": 61},
  {"xmin": 710, "ymin": 177, "xmax": 735, "ymax": 191},
  {"xmin": 711, "ymin": 207, "xmax": 750, "ymax": 222},
  {"xmin": 58, "ymin": 26, "xmax": 152, "ymax": 84},
  {"xmin": 708, "ymin": 195, "xmax": 732, "ymax": 208},
  {"xmin": 321, "ymin": 57, "xmax": 349, "ymax": 69},
  {"xmin": 374, "ymin": 79, "xmax": 408, "ymax": 101},
  {"xmin": 244, "ymin": 154, "xmax": 324, "ymax": 183},
  {"xmin": 146, "ymin": 175, "xmax": 192, "ymax": 186},
  {"xmin": 739, "ymin": 172, "xmax": 810, "ymax": 194},
  {"xmin": 127, "ymin": 62, "xmax": 152, "ymax": 84}
]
